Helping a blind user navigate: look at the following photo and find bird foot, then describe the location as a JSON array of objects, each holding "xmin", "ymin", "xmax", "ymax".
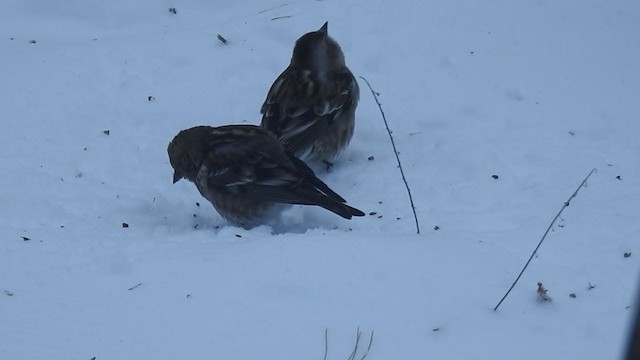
[{"xmin": 322, "ymin": 159, "xmax": 334, "ymax": 172}]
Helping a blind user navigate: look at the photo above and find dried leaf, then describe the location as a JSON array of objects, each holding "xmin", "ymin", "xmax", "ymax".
[{"xmin": 537, "ymin": 282, "xmax": 552, "ymax": 302}]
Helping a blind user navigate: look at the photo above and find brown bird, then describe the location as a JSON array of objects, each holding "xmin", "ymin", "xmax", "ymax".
[
  {"xmin": 168, "ymin": 125, "xmax": 365, "ymax": 227},
  {"xmin": 260, "ymin": 22, "xmax": 359, "ymax": 168}
]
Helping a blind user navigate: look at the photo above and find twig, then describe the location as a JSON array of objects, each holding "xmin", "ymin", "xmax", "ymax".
[
  {"xmin": 258, "ymin": 3, "xmax": 289, "ymax": 13},
  {"xmin": 348, "ymin": 328, "xmax": 374, "ymax": 360},
  {"xmin": 217, "ymin": 34, "xmax": 228, "ymax": 45},
  {"xmin": 128, "ymin": 283, "xmax": 142, "ymax": 291},
  {"xmin": 359, "ymin": 331, "xmax": 374, "ymax": 360},
  {"xmin": 359, "ymin": 76, "xmax": 420, "ymax": 234},
  {"xmin": 324, "ymin": 328, "xmax": 328, "ymax": 360},
  {"xmin": 323, "ymin": 328, "xmax": 374, "ymax": 360},
  {"xmin": 346, "ymin": 328, "xmax": 362, "ymax": 360},
  {"xmin": 493, "ymin": 168, "xmax": 597, "ymax": 311},
  {"xmin": 271, "ymin": 15, "xmax": 292, "ymax": 21}
]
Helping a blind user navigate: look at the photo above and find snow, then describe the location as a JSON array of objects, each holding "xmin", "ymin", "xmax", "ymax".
[{"xmin": 1, "ymin": 0, "xmax": 639, "ymax": 358}]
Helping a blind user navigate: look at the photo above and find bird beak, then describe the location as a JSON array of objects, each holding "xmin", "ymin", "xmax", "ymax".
[
  {"xmin": 319, "ymin": 22, "xmax": 328, "ymax": 34},
  {"xmin": 173, "ymin": 170, "xmax": 182, "ymax": 184}
]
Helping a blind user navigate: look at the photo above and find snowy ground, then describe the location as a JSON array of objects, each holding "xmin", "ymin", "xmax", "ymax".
[{"xmin": 2, "ymin": 0, "xmax": 639, "ymax": 359}]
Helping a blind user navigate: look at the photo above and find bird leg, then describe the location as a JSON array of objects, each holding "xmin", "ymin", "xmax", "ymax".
[{"xmin": 322, "ymin": 159, "xmax": 335, "ymax": 172}]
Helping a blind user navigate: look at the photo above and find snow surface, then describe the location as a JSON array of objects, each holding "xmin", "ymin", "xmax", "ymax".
[{"xmin": 2, "ymin": 0, "xmax": 640, "ymax": 359}]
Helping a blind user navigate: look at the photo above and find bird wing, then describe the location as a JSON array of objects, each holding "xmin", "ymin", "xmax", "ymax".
[
  {"xmin": 199, "ymin": 131, "xmax": 350, "ymax": 207},
  {"xmin": 195, "ymin": 128, "xmax": 297, "ymax": 192},
  {"xmin": 195, "ymin": 127, "xmax": 363, "ymax": 219},
  {"xmin": 260, "ymin": 67, "xmax": 358, "ymax": 155}
]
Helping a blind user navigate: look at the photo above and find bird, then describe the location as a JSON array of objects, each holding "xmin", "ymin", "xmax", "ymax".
[
  {"xmin": 260, "ymin": 22, "xmax": 359, "ymax": 168},
  {"xmin": 168, "ymin": 125, "xmax": 365, "ymax": 227}
]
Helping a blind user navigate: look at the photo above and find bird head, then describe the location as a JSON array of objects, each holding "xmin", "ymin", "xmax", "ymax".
[
  {"xmin": 168, "ymin": 128, "xmax": 206, "ymax": 184},
  {"xmin": 291, "ymin": 22, "xmax": 345, "ymax": 71}
]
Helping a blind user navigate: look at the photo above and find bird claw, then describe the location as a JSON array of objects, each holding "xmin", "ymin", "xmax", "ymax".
[{"xmin": 323, "ymin": 159, "xmax": 334, "ymax": 172}]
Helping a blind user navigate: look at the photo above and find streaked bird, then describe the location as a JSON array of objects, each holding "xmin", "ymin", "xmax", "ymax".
[
  {"xmin": 260, "ymin": 22, "xmax": 359, "ymax": 167},
  {"xmin": 168, "ymin": 125, "xmax": 365, "ymax": 227}
]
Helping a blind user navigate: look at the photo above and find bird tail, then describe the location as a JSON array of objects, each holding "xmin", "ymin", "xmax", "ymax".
[
  {"xmin": 247, "ymin": 184, "xmax": 365, "ymax": 219},
  {"xmin": 318, "ymin": 200, "xmax": 365, "ymax": 219},
  {"xmin": 292, "ymin": 161, "xmax": 365, "ymax": 219}
]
